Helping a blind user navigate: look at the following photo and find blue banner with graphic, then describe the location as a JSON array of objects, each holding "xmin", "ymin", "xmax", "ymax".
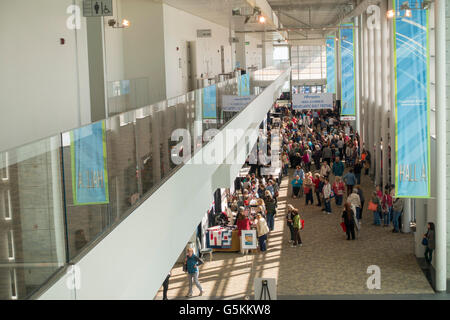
[
  {"xmin": 340, "ymin": 24, "xmax": 356, "ymax": 116},
  {"xmin": 238, "ymin": 74, "xmax": 250, "ymax": 96},
  {"xmin": 394, "ymin": 1, "xmax": 430, "ymax": 198},
  {"xmin": 326, "ymin": 37, "xmax": 336, "ymax": 94},
  {"xmin": 71, "ymin": 121, "xmax": 109, "ymax": 205},
  {"xmin": 203, "ymin": 84, "xmax": 217, "ymax": 119}
]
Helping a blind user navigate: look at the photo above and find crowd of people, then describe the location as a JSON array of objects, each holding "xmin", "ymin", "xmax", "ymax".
[{"xmin": 276, "ymin": 104, "xmax": 406, "ymax": 241}]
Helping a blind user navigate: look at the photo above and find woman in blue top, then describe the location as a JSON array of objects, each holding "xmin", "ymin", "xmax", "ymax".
[
  {"xmin": 291, "ymin": 175, "xmax": 303, "ymax": 199},
  {"xmin": 184, "ymin": 248, "xmax": 204, "ymax": 297}
]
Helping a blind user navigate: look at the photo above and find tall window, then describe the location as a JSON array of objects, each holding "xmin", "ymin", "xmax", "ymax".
[{"xmin": 291, "ymin": 45, "xmax": 327, "ymax": 80}]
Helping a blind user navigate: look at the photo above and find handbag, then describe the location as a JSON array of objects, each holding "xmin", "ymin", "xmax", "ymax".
[
  {"xmin": 300, "ymin": 219, "xmax": 305, "ymax": 230},
  {"xmin": 422, "ymin": 238, "xmax": 428, "ymax": 246},
  {"xmin": 368, "ymin": 201, "xmax": 378, "ymax": 211},
  {"xmin": 303, "ymin": 187, "xmax": 310, "ymax": 194},
  {"xmin": 340, "ymin": 222, "xmax": 347, "ymax": 232}
]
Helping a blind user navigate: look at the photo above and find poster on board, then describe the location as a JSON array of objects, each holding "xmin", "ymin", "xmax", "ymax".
[
  {"xmin": 241, "ymin": 230, "xmax": 257, "ymax": 249},
  {"xmin": 340, "ymin": 23, "xmax": 356, "ymax": 116},
  {"xmin": 292, "ymin": 93, "xmax": 333, "ymax": 110}
]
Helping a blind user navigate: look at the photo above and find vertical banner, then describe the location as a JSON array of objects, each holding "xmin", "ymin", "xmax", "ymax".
[
  {"xmin": 202, "ymin": 84, "xmax": 217, "ymax": 120},
  {"xmin": 238, "ymin": 73, "xmax": 250, "ymax": 96},
  {"xmin": 326, "ymin": 36, "xmax": 336, "ymax": 94},
  {"xmin": 340, "ymin": 24, "xmax": 356, "ymax": 116},
  {"xmin": 394, "ymin": 1, "xmax": 430, "ymax": 198},
  {"xmin": 71, "ymin": 121, "xmax": 109, "ymax": 205}
]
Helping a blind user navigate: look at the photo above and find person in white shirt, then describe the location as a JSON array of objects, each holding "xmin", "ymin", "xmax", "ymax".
[
  {"xmin": 320, "ymin": 161, "xmax": 331, "ymax": 178},
  {"xmin": 322, "ymin": 177, "xmax": 332, "ymax": 214}
]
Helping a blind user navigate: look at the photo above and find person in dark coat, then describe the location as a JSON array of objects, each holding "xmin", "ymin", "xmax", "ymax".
[
  {"xmin": 342, "ymin": 202, "xmax": 356, "ymax": 240},
  {"xmin": 424, "ymin": 222, "xmax": 435, "ymax": 264}
]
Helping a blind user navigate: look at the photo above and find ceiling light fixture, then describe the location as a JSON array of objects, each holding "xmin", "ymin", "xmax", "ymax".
[
  {"xmin": 386, "ymin": 9, "xmax": 395, "ymax": 19},
  {"xmin": 258, "ymin": 15, "xmax": 266, "ymax": 24}
]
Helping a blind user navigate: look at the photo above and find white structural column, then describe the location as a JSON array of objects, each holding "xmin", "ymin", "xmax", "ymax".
[
  {"xmin": 380, "ymin": 0, "xmax": 390, "ymax": 187},
  {"xmin": 374, "ymin": 6, "xmax": 382, "ymax": 186},
  {"xmin": 368, "ymin": 14, "xmax": 375, "ymax": 178},
  {"xmin": 435, "ymin": 0, "xmax": 447, "ymax": 293},
  {"xmin": 388, "ymin": 0, "xmax": 396, "ymax": 185},
  {"xmin": 355, "ymin": 17, "xmax": 361, "ymax": 134},
  {"xmin": 363, "ymin": 14, "xmax": 370, "ymax": 150}
]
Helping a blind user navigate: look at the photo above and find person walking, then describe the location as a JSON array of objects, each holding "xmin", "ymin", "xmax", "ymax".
[
  {"xmin": 392, "ymin": 197, "xmax": 404, "ymax": 233},
  {"xmin": 423, "ymin": 222, "xmax": 435, "ymax": 264},
  {"xmin": 303, "ymin": 172, "xmax": 314, "ymax": 205},
  {"xmin": 291, "ymin": 175, "xmax": 303, "ymax": 199},
  {"xmin": 381, "ymin": 189, "xmax": 393, "ymax": 227},
  {"xmin": 254, "ymin": 213, "xmax": 270, "ymax": 252},
  {"xmin": 342, "ymin": 202, "xmax": 356, "ymax": 240},
  {"xmin": 332, "ymin": 176, "xmax": 345, "ymax": 206},
  {"xmin": 184, "ymin": 247, "xmax": 204, "ymax": 297},
  {"xmin": 162, "ymin": 272, "xmax": 171, "ymax": 300},
  {"xmin": 320, "ymin": 161, "xmax": 331, "ymax": 179},
  {"xmin": 286, "ymin": 204, "xmax": 296, "ymax": 244},
  {"xmin": 292, "ymin": 209, "xmax": 303, "ymax": 247},
  {"xmin": 356, "ymin": 185, "xmax": 365, "ymax": 220},
  {"xmin": 347, "ymin": 188, "xmax": 362, "ymax": 220},
  {"xmin": 264, "ymin": 191, "xmax": 276, "ymax": 231},
  {"xmin": 323, "ymin": 177, "xmax": 332, "ymax": 214},
  {"xmin": 343, "ymin": 169, "xmax": 357, "ymax": 196},
  {"xmin": 313, "ymin": 173, "xmax": 322, "ymax": 206},
  {"xmin": 332, "ymin": 157, "xmax": 345, "ymax": 178},
  {"xmin": 370, "ymin": 191, "xmax": 382, "ymax": 226},
  {"xmin": 353, "ymin": 159, "xmax": 362, "ymax": 184}
]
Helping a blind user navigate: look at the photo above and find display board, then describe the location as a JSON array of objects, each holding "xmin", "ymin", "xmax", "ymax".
[
  {"xmin": 222, "ymin": 95, "xmax": 256, "ymax": 112},
  {"xmin": 238, "ymin": 73, "xmax": 250, "ymax": 96},
  {"xmin": 393, "ymin": 2, "xmax": 430, "ymax": 198},
  {"xmin": 71, "ymin": 121, "xmax": 109, "ymax": 205},
  {"xmin": 339, "ymin": 24, "xmax": 356, "ymax": 116},
  {"xmin": 241, "ymin": 230, "xmax": 257, "ymax": 249},
  {"xmin": 292, "ymin": 93, "xmax": 333, "ymax": 110}
]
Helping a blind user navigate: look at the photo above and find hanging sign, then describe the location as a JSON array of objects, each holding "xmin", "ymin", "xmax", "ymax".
[
  {"xmin": 71, "ymin": 121, "xmax": 109, "ymax": 205},
  {"xmin": 393, "ymin": 2, "xmax": 430, "ymax": 198},
  {"xmin": 292, "ymin": 93, "xmax": 333, "ymax": 110},
  {"xmin": 339, "ymin": 23, "xmax": 356, "ymax": 116},
  {"xmin": 326, "ymin": 36, "xmax": 336, "ymax": 94},
  {"xmin": 202, "ymin": 84, "xmax": 217, "ymax": 122},
  {"xmin": 238, "ymin": 73, "xmax": 250, "ymax": 96}
]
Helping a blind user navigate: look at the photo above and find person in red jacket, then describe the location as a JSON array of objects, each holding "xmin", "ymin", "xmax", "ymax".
[
  {"xmin": 312, "ymin": 173, "xmax": 321, "ymax": 206},
  {"xmin": 381, "ymin": 189, "xmax": 393, "ymax": 227},
  {"xmin": 236, "ymin": 207, "xmax": 251, "ymax": 255}
]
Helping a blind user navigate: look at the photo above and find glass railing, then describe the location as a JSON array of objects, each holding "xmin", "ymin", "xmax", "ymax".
[{"xmin": 0, "ymin": 62, "xmax": 290, "ymax": 299}]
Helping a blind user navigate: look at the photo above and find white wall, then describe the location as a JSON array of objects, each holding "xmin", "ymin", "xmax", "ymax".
[
  {"xmin": 245, "ymin": 33, "xmax": 263, "ymax": 70},
  {"xmin": 0, "ymin": 0, "xmax": 90, "ymax": 152},
  {"xmin": 121, "ymin": 0, "xmax": 167, "ymax": 104},
  {"xmin": 163, "ymin": 4, "xmax": 233, "ymax": 99}
]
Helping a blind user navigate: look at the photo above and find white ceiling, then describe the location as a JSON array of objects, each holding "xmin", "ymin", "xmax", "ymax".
[{"xmin": 158, "ymin": 0, "xmax": 356, "ymax": 42}]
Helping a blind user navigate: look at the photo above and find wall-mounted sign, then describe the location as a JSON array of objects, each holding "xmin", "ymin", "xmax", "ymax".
[
  {"xmin": 245, "ymin": 41, "xmax": 250, "ymax": 46},
  {"xmin": 197, "ymin": 29, "xmax": 212, "ymax": 38},
  {"xmin": 83, "ymin": 0, "xmax": 113, "ymax": 17},
  {"xmin": 293, "ymin": 93, "xmax": 333, "ymax": 110},
  {"xmin": 340, "ymin": 116, "xmax": 356, "ymax": 121}
]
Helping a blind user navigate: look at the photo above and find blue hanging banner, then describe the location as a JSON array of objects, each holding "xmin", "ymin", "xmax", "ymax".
[
  {"xmin": 71, "ymin": 121, "xmax": 109, "ymax": 205},
  {"xmin": 203, "ymin": 84, "xmax": 217, "ymax": 120},
  {"xmin": 326, "ymin": 36, "xmax": 336, "ymax": 94},
  {"xmin": 340, "ymin": 24, "xmax": 356, "ymax": 116},
  {"xmin": 394, "ymin": 0, "xmax": 430, "ymax": 198},
  {"xmin": 238, "ymin": 74, "xmax": 250, "ymax": 96}
]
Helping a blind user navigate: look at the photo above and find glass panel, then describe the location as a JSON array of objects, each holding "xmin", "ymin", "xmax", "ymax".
[{"xmin": 0, "ymin": 136, "xmax": 65, "ymax": 299}]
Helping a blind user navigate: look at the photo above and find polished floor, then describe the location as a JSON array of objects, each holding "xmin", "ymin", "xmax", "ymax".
[{"xmin": 155, "ymin": 168, "xmax": 435, "ymax": 300}]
